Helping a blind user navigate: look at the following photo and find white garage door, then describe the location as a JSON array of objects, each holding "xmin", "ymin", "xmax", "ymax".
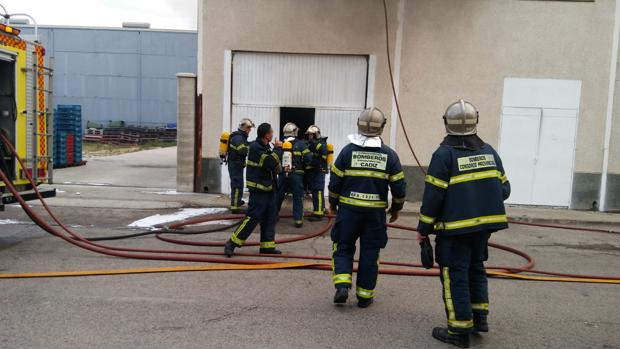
[
  {"xmin": 221, "ymin": 52, "xmax": 369, "ymax": 193},
  {"xmin": 499, "ymin": 78, "xmax": 581, "ymax": 207}
]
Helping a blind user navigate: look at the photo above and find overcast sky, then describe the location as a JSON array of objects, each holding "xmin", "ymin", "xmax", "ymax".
[{"xmin": 0, "ymin": 0, "xmax": 197, "ymax": 30}]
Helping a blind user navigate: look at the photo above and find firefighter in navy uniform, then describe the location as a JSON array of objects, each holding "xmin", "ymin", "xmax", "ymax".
[
  {"xmin": 227, "ymin": 118, "xmax": 255, "ymax": 213},
  {"xmin": 329, "ymin": 107, "xmax": 407, "ymax": 308},
  {"xmin": 224, "ymin": 123, "xmax": 283, "ymax": 257},
  {"xmin": 417, "ymin": 100, "xmax": 511, "ymax": 348},
  {"xmin": 275, "ymin": 122, "xmax": 313, "ymax": 227},
  {"xmin": 305, "ymin": 125, "xmax": 328, "ymax": 221}
]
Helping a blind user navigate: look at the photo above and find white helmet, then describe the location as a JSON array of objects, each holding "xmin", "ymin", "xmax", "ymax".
[
  {"xmin": 283, "ymin": 122, "xmax": 299, "ymax": 137},
  {"xmin": 305, "ymin": 125, "xmax": 321, "ymax": 139},
  {"xmin": 443, "ymin": 100, "xmax": 479, "ymax": 136},
  {"xmin": 238, "ymin": 118, "xmax": 255, "ymax": 133},
  {"xmin": 358, "ymin": 107, "xmax": 387, "ymax": 137}
]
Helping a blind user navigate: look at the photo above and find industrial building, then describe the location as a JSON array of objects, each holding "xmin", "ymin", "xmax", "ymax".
[
  {"xmin": 181, "ymin": 0, "xmax": 620, "ymax": 212},
  {"xmin": 16, "ymin": 24, "xmax": 197, "ymax": 128}
]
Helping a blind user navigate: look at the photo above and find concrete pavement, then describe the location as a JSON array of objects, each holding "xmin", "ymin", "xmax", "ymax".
[{"xmin": 0, "ymin": 148, "xmax": 618, "ymax": 348}]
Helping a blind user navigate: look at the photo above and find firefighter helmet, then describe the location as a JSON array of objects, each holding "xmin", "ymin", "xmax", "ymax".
[
  {"xmin": 283, "ymin": 122, "xmax": 299, "ymax": 137},
  {"xmin": 238, "ymin": 118, "xmax": 255, "ymax": 133},
  {"xmin": 357, "ymin": 107, "xmax": 387, "ymax": 137},
  {"xmin": 305, "ymin": 125, "xmax": 321, "ymax": 139},
  {"xmin": 443, "ymin": 100, "xmax": 479, "ymax": 136}
]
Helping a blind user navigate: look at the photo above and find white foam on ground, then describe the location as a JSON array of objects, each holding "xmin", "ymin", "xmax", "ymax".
[
  {"xmin": 128, "ymin": 208, "xmax": 228, "ymax": 228},
  {"xmin": 0, "ymin": 219, "xmax": 29, "ymax": 225},
  {"xmin": 144, "ymin": 190, "xmax": 182, "ymax": 195}
]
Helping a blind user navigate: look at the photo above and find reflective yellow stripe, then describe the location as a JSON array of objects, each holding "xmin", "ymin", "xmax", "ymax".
[
  {"xmin": 419, "ymin": 213, "xmax": 436, "ymax": 224},
  {"xmin": 317, "ymin": 190, "xmax": 323, "ymax": 213},
  {"xmin": 392, "ymin": 197, "xmax": 406, "ymax": 204},
  {"xmin": 260, "ymin": 241, "xmax": 276, "ymax": 249},
  {"xmin": 331, "ymin": 243, "xmax": 337, "ymax": 272},
  {"xmin": 230, "ymin": 217, "xmax": 250, "ymax": 246},
  {"xmin": 230, "ymin": 188, "xmax": 241, "ymax": 209},
  {"xmin": 316, "ymin": 143, "xmax": 322, "ymax": 150},
  {"xmin": 425, "ymin": 175, "xmax": 449, "ymax": 189},
  {"xmin": 472, "ymin": 303, "xmax": 489, "ymax": 311},
  {"xmin": 389, "ymin": 171, "xmax": 405, "ymax": 182},
  {"xmin": 499, "ymin": 173, "xmax": 508, "ymax": 183},
  {"xmin": 246, "ymin": 180, "xmax": 272, "ymax": 191},
  {"xmin": 339, "ymin": 196, "xmax": 388, "ymax": 209},
  {"xmin": 434, "ymin": 214, "xmax": 508, "ymax": 231},
  {"xmin": 443, "ymin": 268, "xmax": 474, "ymax": 329},
  {"xmin": 331, "ymin": 165, "xmax": 344, "ymax": 177},
  {"xmin": 329, "ymin": 191, "xmax": 340, "ymax": 199},
  {"xmin": 356, "ymin": 286, "xmax": 374, "ymax": 299},
  {"xmin": 229, "ymin": 144, "xmax": 248, "ymax": 151},
  {"xmin": 246, "ymin": 160, "xmax": 260, "ymax": 167},
  {"xmin": 332, "ymin": 273, "xmax": 352, "ymax": 285},
  {"xmin": 302, "ymin": 148, "xmax": 311, "ymax": 154},
  {"xmin": 450, "ymin": 170, "xmax": 502, "ymax": 185},
  {"xmin": 344, "ymin": 169, "xmax": 389, "ymax": 180},
  {"xmin": 293, "ymin": 151, "xmax": 302, "ymax": 156}
]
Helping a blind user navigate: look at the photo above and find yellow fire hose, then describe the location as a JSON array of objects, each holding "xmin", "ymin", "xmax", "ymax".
[{"xmin": 0, "ymin": 262, "xmax": 618, "ymax": 284}]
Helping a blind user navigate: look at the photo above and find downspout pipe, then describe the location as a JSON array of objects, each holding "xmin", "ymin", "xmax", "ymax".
[{"xmin": 600, "ymin": 0, "xmax": 620, "ymax": 211}]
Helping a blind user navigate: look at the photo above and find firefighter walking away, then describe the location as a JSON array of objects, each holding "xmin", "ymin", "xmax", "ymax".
[
  {"xmin": 328, "ymin": 107, "xmax": 407, "ymax": 308},
  {"xmin": 226, "ymin": 118, "xmax": 255, "ymax": 213},
  {"xmin": 224, "ymin": 123, "xmax": 283, "ymax": 257},
  {"xmin": 305, "ymin": 125, "xmax": 329, "ymax": 221},
  {"xmin": 417, "ymin": 100, "xmax": 511, "ymax": 348}
]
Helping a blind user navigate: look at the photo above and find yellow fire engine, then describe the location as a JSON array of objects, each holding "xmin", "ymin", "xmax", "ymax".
[{"xmin": 0, "ymin": 23, "xmax": 55, "ymax": 209}]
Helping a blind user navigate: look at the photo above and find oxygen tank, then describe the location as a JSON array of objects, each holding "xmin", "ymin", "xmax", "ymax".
[
  {"xmin": 282, "ymin": 141, "xmax": 293, "ymax": 171},
  {"xmin": 219, "ymin": 131, "xmax": 230, "ymax": 164},
  {"xmin": 326, "ymin": 143, "xmax": 334, "ymax": 166}
]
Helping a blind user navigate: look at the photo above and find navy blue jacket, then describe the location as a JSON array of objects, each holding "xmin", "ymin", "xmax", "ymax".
[
  {"xmin": 417, "ymin": 135, "xmax": 511, "ymax": 236},
  {"xmin": 227, "ymin": 130, "xmax": 249, "ymax": 163},
  {"xmin": 246, "ymin": 139, "xmax": 281, "ymax": 192},
  {"xmin": 308, "ymin": 138, "xmax": 328, "ymax": 173},
  {"xmin": 328, "ymin": 142, "xmax": 407, "ymax": 212}
]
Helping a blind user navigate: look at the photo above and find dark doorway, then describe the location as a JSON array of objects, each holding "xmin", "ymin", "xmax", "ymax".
[
  {"xmin": 279, "ymin": 107, "xmax": 315, "ymax": 140},
  {"xmin": 0, "ymin": 58, "xmax": 16, "ymax": 181}
]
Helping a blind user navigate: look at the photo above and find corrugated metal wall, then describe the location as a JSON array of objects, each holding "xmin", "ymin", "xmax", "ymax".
[
  {"xmin": 17, "ymin": 26, "xmax": 197, "ymax": 128},
  {"xmin": 223, "ymin": 52, "xmax": 368, "ymax": 193}
]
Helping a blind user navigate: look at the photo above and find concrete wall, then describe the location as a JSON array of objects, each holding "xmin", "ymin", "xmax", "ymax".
[
  {"xmin": 17, "ymin": 25, "xmax": 197, "ymax": 128},
  {"xmin": 197, "ymin": 0, "xmax": 618, "ymax": 209}
]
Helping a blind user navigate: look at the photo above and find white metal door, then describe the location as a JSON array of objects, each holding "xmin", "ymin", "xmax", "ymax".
[
  {"xmin": 499, "ymin": 78, "xmax": 581, "ymax": 207},
  {"xmin": 222, "ymin": 52, "xmax": 369, "ymax": 194}
]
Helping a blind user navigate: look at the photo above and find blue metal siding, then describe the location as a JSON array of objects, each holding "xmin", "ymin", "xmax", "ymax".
[{"xmin": 17, "ymin": 26, "xmax": 197, "ymax": 127}]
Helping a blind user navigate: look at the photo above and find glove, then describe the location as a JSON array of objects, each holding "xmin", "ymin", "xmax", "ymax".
[
  {"xmin": 329, "ymin": 203, "xmax": 337, "ymax": 216},
  {"xmin": 388, "ymin": 208, "xmax": 400, "ymax": 223},
  {"xmin": 419, "ymin": 238, "xmax": 434, "ymax": 269}
]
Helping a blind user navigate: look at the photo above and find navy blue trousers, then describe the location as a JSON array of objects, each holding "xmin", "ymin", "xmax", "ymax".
[
  {"xmin": 228, "ymin": 161, "xmax": 245, "ymax": 209},
  {"xmin": 275, "ymin": 172, "xmax": 305, "ymax": 224},
  {"xmin": 435, "ymin": 231, "xmax": 491, "ymax": 334},
  {"xmin": 229, "ymin": 190, "xmax": 278, "ymax": 250},
  {"xmin": 331, "ymin": 206, "xmax": 388, "ymax": 300},
  {"xmin": 306, "ymin": 170, "xmax": 326, "ymax": 216}
]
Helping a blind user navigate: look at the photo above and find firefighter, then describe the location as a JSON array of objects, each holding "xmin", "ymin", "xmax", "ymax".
[
  {"xmin": 417, "ymin": 100, "xmax": 511, "ymax": 348},
  {"xmin": 227, "ymin": 118, "xmax": 255, "ymax": 213},
  {"xmin": 224, "ymin": 123, "xmax": 283, "ymax": 257},
  {"xmin": 305, "ymin": 125, "xmax": 328, "ymax": 221},
  {"xmin": 275, "ymin": 122, "xmax": 313, "ymax": 227},
  {"xmin": 329, "ymin": 107, "xmax": 407, "ymax": 308}
]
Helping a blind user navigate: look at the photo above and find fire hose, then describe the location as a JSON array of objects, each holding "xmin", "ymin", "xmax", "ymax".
[{"xmin": 1, "ymin": 134, "xmax": 619, "ymax": 283}]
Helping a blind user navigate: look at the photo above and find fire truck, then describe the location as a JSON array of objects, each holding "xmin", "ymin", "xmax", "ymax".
[{"xmin": 0, "ymin": 23, "xmax": 55, "ymax": 210}]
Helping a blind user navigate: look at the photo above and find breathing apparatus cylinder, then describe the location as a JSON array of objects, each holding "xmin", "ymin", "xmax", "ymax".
[
  {"xmin": 282, "ymin": 141, "xmax": 293, "ymax": 173},
  {"xmin": 219, "ymin": 131, "xmax": 230, "ymax": 164},
  {"xmin": 326, "ymin": 143, "xmax": 334, "ymax": 167}
]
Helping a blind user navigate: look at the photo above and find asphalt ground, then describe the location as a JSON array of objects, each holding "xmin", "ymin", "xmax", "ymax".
[
  {"xmin": 0, "ymin": 199, "xmax": 619, "ymax": 349},
  {"xmin": 1, "ymin": 148, "xmax": 619, "ymax": 348}
]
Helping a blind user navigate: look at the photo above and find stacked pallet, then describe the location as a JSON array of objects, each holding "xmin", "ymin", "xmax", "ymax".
[
  {"xmin": 53, "ymin": 105, "xmax": 84, "ymax": 168},
  {"xmin": 83, "ymin": 123, "xmax": 177, "ymax": 145}
]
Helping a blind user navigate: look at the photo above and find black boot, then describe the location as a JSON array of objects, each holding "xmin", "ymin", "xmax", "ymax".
[
  {"xmin": 224, "ymin": 240, "xmax": 236, "ymax": 257},
  {"xmin": 333, "ymin": 287, "xmax": 349, "ymax": 304},
  {"xmin": 474, "ymin": 314, "xmax": 489, "ymax": 333},
  {"xmin": 294, "ymin": 221, "xmax": 303, "ymax": 228},
  {"xmin": 432, "ymin": 328, "xmax": 470, "ymax": 348},
  {"xmin": 259, "ymin": 248, "xmax": 282, "ymax": 255},
  {"xmin": 357, "ymin": 297, "xmax": 374, "ymax": 308},
  {"xmin": 308, "ymin": 215, "xmax": 323, "ymax": 222}
]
